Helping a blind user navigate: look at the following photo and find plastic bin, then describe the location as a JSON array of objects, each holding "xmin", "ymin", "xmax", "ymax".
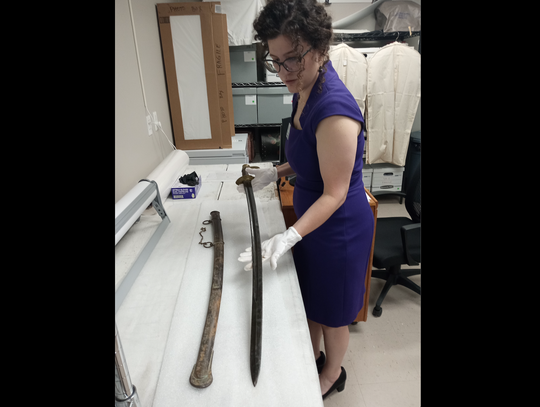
[
  {"xmin": 257, "ymin": 86, "xmax": 293, "ymax": 124},
  {"xmin": 229, "ymin": 45, "xmax": 257, "ymax": 83},
  {"xmin": 232, "ymin": 87, "xmax": 258, "ymax": 125}
]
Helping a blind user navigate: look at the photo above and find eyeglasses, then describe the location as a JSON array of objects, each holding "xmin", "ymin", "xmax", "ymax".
[{"xmin": 263, "ymin": 47, "xmax": 313, "ymax": 74}]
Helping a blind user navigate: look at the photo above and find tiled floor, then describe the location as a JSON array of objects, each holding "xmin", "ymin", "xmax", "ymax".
[{"xmin": 322, "ymin": 195, "xmax": 421, "ymax": 407}]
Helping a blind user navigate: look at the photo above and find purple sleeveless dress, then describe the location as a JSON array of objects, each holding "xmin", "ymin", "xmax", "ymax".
[{"xmin": 286, "ymin": 60, "xmax": 374, "ymax": 327}]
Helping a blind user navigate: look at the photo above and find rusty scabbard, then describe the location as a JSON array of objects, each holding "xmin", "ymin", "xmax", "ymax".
[
  {"xmin": 235, "ymin": 164, "xmax": 263, "ymax": 387},
  {"xmin": 190, "ymin": 211, "xmax": 224, "ymax": 388}
]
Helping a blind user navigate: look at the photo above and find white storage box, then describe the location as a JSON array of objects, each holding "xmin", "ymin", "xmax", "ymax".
[
  {"xmin": 371, "ymin": 184, "xmax": 402, "ymax": 193},
  {"xmin": 264, "ymin": 70, "xmax": 284, "ymax": 83},
  {"xmin": 371, "ymin": 163, "xmax": 404, "ymax": 191},
  {"xmin": 185, "ymin": 134, "xmax": 248, "ymax": 165},
  {"xmin": 362, "ymin": 164, "xmax": 373, "ymax": 191}
]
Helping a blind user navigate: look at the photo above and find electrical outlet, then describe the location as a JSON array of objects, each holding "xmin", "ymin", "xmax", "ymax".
[
  {"xmin": 146, "ymin": 115, "xmax": 153, "ymax": 135},
  {"xmin": 152, "ymin": 112, "xmax": 158, "ymax": 131}
]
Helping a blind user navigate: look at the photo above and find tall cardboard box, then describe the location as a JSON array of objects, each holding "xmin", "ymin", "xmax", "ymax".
[{"xmin": 157, "ymin": 2, "xmax": 234, "ymax": 150}]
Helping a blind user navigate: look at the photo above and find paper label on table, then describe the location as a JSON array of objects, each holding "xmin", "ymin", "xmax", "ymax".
[
  {"xmin": 245, "ymin": 95, "xmax": 256, "ymax": 105},
  {"xmin": 283, "ymin": 94, "xmax": 293, "ymax": 105},
  {"xmin": 244, "ymin": 51, "xmax": 255, "ymax": 62}
]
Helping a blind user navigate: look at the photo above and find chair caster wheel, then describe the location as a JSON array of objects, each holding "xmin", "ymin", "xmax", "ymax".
[{"xmin": 372, "ymin": 306, "xmax": 382, "ymax": 317}]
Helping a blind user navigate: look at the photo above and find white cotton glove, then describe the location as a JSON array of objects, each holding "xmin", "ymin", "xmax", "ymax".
[
  {"xmin": 238, "ymin": 226, "xmax": 302, "ymax": 271},
  {"xmin": 236, "ymin": 166, "xmax": 278, "ymax": 193}
]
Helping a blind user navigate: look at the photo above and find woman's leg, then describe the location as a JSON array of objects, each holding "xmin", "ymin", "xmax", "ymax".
[
  {"xmin": 319, "ymin": 324, "xmax": 349, "ymax": 395},
  {"xmin": 307, "ymin": 318, "xmax": 324, "ymax": 359}
]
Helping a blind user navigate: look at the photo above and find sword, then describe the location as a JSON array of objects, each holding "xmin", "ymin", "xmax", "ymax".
[{"xmin": 236, "ymin": 164, "xmax": 263, "ymax": 387}]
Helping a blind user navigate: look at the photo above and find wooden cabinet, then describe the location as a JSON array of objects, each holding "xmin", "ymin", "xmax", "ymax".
[{"xmin": 355, "ymin": 187, "xmax": 378, "ymax": 323}]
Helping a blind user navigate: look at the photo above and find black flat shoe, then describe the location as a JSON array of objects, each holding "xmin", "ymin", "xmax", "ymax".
[
  {"xmin": 322, "ymin": 366, "xmax": 346, "ymax": 400},
  {"xmin": 316, "ymin": 351, "xmax": 326, "ymax": 374}
]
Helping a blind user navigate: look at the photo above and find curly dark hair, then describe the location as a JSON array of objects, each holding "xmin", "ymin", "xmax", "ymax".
[{"xmin": 253, "ymin": 0, "xmax": 333, "ymax": 95}]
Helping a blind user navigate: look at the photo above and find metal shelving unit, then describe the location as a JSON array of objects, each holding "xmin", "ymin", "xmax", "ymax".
[
  {"xmin": 232, "ymin": 82, "xmax": 286, "ymax": 88},
  {"xmin": 333, "ymin": 30, "xmax": 420, "ymax": 43},
  {"xmin": 231, "ymin": 31, "xmax": 421, "ymax": 162}
]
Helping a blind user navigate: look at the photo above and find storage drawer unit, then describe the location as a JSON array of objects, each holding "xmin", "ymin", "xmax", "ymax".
[
  {"xmin": 229, "ymin": 45, "xmax": 257, "ymax": 83},
  {"xmin": 371, "ymin": 163, "xmax": 404, "ymax": 192},
  {"xmin": 185, "ymin": 134, "xmax": 248, "ymax": 165},
  {"xmin": 362, "ymin": 164, "xmax": 373, "ymax": 191},
  {"xmin": 232, "ymin": 87, "xmax": 258, "ymax": 125},
  {"xmin": 257, "ymin": 86, "xmax": 293, "ymax": 124}
]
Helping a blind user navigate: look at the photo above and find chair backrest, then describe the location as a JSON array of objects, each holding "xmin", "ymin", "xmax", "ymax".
[
  {"xmin": 279, "ymin": 117, "xmax": 291, "ymax": 165},
  {"xmin": 404, "ymin": 164, "xmax": 421, "ymax": 223}
]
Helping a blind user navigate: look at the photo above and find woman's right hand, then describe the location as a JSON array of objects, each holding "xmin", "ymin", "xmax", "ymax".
[{"xmin": 236, "ymin": 166, "xmax": 278, "ymax": 193}]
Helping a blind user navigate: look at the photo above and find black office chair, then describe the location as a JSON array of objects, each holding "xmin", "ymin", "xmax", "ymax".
[
  {"xmin": 370, "ymin": 164, "xmax": 421, "ymax": 317},
  {"xmin": 279, "ymin": 116, "xmax": 296, "ymax": 186}
]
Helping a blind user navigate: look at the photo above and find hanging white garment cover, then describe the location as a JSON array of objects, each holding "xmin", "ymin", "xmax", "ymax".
[
  {"xmin": 204, "ymin": 0, "xmax": 265, "ymax": 46},
  {"xmin": 329, "ymin": 43, "xmax": 367, "ymax": 115},
  {"xmin": 366, "ymin": 42, "xmax": 420, "ymax": 166}
]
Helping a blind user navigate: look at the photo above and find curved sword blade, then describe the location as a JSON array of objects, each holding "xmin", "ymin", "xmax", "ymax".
[{"xmin": 237, "ymin": 164, "xmax": 263, "ymax": 387}]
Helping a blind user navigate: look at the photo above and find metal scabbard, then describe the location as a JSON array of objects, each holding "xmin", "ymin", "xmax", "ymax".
[{"xmin": 190, "ymin": 211, "xmax": 224, "ymax": 388}]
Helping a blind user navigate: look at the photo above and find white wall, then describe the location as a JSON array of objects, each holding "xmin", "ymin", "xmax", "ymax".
[
  {"xmin": 325, "ymin": 0, "xmax": 420, "ymax": 30},
  {"xmin": 115, "ymin": 0, "xmax": 198, "ymax": 203}
]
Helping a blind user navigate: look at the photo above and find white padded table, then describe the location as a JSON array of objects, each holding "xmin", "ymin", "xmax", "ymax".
[{"xmin": 115, "ymin": 163, "xmax": 323, "ymax": 407}]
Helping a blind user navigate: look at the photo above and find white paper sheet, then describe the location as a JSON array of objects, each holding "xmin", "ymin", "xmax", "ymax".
[
  {"xmin": 170, "ymin": 15, "xmax": 212, "ymax": 140},
  {"xmin": 152, "ymin": 200, "xmax": 323, "ymax": 407}
]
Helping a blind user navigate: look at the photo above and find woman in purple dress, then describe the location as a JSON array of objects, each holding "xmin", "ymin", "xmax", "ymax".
[{"xmin": 238, "ymin": 0, "xmax": 374, "ymax": 399}]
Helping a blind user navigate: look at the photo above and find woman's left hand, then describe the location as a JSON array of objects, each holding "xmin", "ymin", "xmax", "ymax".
[{"xmin": 238, "ymin": 227, "xmax": 302, "ymax": 271}]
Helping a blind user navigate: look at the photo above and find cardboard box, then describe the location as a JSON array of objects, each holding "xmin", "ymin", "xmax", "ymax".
[
  {"xmin": 371, "ymin": 163, "xmax": 404, "ymax": 189},
  {"xmin": 171, "ymin": 177, "xmax": 203, "ymax": 199},
  {"xmin": 362, "ymin": 164, "xmax": 373, "ymax": 191},
  {"xmin": 371, "ymin": 184, "xmax": 402, "ymax": 193},
  {"xmin": 211, "ymin": 10, "xmax": 235, "ymax": 146},
  {"xmin": 157, "ymin": 2, "xmax": 233, "ymax": 150},
  {"xmin": 264, "ymin": 70, "xmax": 283, "ymax": 83}
]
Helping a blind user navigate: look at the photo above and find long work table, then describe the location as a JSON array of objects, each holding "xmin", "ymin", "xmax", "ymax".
[{"xmin": 115, "ymin": 163, "xmax": 323, "ymax": 407}]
